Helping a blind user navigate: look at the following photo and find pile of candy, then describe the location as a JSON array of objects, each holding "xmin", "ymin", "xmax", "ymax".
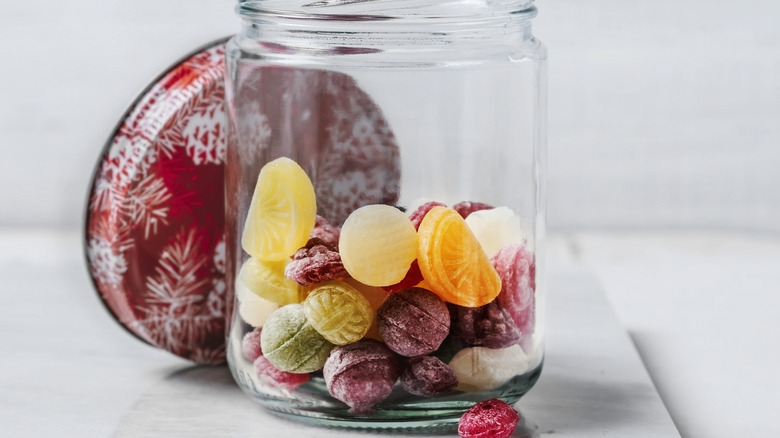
[{"xmin": 235, "ymin": 157, "xmax": 537, "ymax": 415}]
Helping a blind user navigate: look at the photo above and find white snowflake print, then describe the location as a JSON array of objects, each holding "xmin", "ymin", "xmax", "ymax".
[
  {"xmin": 213, "ymin": 238, "xmax": 226, "ymax": 275},
  {"xmin": 183, "ymin": 105, "xmax": 228, "ymax": 165}
]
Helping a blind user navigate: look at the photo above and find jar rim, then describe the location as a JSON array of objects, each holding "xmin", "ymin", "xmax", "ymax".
[{"xmin": 237, "ymin": 0, "xmax": 537, "ymax": 23}]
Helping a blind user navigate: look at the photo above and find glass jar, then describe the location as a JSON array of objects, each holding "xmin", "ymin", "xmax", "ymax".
[{"xmin": 224, "ymin": 0, "xmax": 546, "ymax": 430}]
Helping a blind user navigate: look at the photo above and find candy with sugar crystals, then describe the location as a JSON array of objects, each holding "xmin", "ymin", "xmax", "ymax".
[
  {"xmin": 449, "ymin": 301, "xmax": 521, "ymax": 349},
  {"xmin": 377, "ymin": 287, "xmax": 450, "ymax": 357},
  {"xmin": 458, "ymin": 398, "xmax": 519, "ymax": 438},
  {"xmin": 253, "ymin": 355, "xmax": 310, "ymax": 391},
  {"xmin": 242, "ymin": 328, "xmax": 263, "ymax": 362},
  {"xmin": 260, "ymin": 304, "xmax": 334, "ymax": 373},
  {"xmin": 401, "ymin": 355, "xmax": 458, "ymax": 397},
  {"xmin": 490, "ymin": 244, "xmax": 535, "ymax": 337},
  {"xmin": 464, "ymin": 206, "xmax": 524, "ymax": 258},
  {"xmin": 448, "ymin": 344, "xmax": 530, "ymax": 392},
  {"xmin": 323, "ymin": 339, "xmax": 401, "ymax": 414},
  {"xmin": 303, "ymin": 280, "xmax": 373, "ymax": 345}
]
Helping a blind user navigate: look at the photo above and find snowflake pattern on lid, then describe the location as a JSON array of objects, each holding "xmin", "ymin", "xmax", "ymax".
[{"xmin": 85, "ymin": 41, "xmax": 228, "ymax": 365}]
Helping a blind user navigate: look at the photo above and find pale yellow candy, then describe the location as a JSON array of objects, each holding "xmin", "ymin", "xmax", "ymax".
[
  {"xmin": 464, "ymin": 206, "xmax": 524, "ymax": 258},
  {"xmin": 448, "ymin": 344, "xmax": 530, "ymax": 392},
  {"xmin": 239, "ymin": 257, "xmax": 304, "ymax": 305},
  {"xmin": 339, "ymin": 204, "xmax": 418, "ymax": 287},
  {"xmin": 303, "ymin": 280, "xmax": 373, "ymax": 345},
  {"xmin": 236, "ymin": 275, "xmax": 279, "ymax": 328},
  {"xmin": 343, "ymin": 278, "xmax": 388, "ymax": 341},
  {"xmin": 241, "ymin": 157, "xmax": 317, "ymax": 261}
]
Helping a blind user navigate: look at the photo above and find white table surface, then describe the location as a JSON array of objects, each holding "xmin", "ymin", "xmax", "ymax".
[{"xmin": 1, "ymin": 229, "xmax": 777, "ymax": 437}]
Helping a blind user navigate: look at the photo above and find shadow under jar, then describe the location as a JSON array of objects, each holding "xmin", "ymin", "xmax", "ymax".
[{"xmin": 224, "ymin": 0, "xmax": 547, "ymax": 431}]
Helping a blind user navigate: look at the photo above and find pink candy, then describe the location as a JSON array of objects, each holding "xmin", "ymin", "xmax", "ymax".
[
  {"xmin": 452, "ymin": 201, "xmax": 493, "ymax": 219},
  {"xmin": 242, "ymin": 328, "xmax": 263, "ymax": 362},
  {"xmin": 449, "ymin": 301, "xmax": 521, "ymax": 349},
  {"xmin": 458, "ymin": 398, "xmax": 520, "ymax": 438},
  {"xmin": 253, "ymin": 355, "xmax": 310, "ymax": 391},
  {"xmin": 408, "ymin": 201, "xmax": 446, "ymax": 229},
  {"xmin": 490, "ymin": 244, "xmax": 536, "ymax": 337}
]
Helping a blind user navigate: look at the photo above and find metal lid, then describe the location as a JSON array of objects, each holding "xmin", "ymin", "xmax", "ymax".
[{"xmin": 84, "ymin": 39, "xmax": 230, "ymax": 365}]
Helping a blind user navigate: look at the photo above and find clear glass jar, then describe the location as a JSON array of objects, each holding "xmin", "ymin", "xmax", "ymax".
[{"xmin": 224, "ymin": 0, "xmax": 546, "ymax": 430}]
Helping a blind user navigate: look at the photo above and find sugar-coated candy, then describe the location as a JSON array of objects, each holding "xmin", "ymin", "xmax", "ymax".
[
  {"xmin": 303, "ymin": 280, "xmax": 373, "ymax": 345},
  {"xmin": 448, "ymin": 344, "xmax": 530, "ymax": 392},
  {"xmin": 309, "ymin": 215, "xmax": 340, "ymax": 246},
  {"xmin": 253, "ymin": 355, "xmax": 310, "ymax": 391},
  {"xmin": 343, "ymin": 278, "xmax": 389, "ymax": 341},
  {"xmin": 452, "ymin": 201, "xmax": 493, "ymax": 219},
  {"xmin": 449, "ymin": 301, "xmax": 521, "ymax": 349},
  {"xmin": 464, "ymin": 206, "xmax": 524, "ymax": 258},
  {"xmin": 490, "ymin": 244, "xmax": 535, "ymax": 337},
  {"xmin": 261, "ymin": 304, "xmax": 335, "ymax": 373},
  {"xmin": 285, "ymin": 243, "xmax": 347, "ymax": 286},
  {"xmin": 377, "ymin": 287, "xmax": 450, "ymax": 357},
  {"xmin": 323, "ymin": 339, "xmax": 401, "ymax": 414},
  {"xmin": 242, "ymin": 157, "xmax": 317, "ymax": 261},
  {"xmin": 242, "ymin": 328, "xmax": 263, "ymax": 362},
  {"xmin": 408, "ymin": 201, "xmax": 447, "ymax": 229},
  {"xmin": 236, "ymin": 274, "xmax": 279, "ymax": 328},
  {"xmin": 401, "ymin": 356, "xmax": 458, "ymax": 397},
  {"xmin": 417, "ymin": 206, "xmax": 502, "ymax": 307},
  {"xmin": 339, "ymin": 204, "xmax": 418, "ymax": 287},
  {"xmin": 239, "ymin": 257, "xmax": 304, "ymax": 305},
  {"xmin": 458, "ymin": 398, "xmax": 519, "ymax": 438}
]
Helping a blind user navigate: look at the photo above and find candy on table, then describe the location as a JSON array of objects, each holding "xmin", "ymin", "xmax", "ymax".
[
  {"xmin": 448, "ymin": 301, "xmax": 522, "ymax": 349},
  {"xmin": 303, "ymin": 280, "xmax": 373, "ymax": 345},
  {"xmin": 452, "ymin": 201, "xmax": 494, "ymax": 219},
  {"xmin": 448, "ymin": 344, "xmax": 530, "ymax": 392},
  {"xmin": 464, "ymin": 206, "xmax": 524, "ymax": 258},
  {"xmin": 241, "ymin": 157, "xmax": 317, "ymax": 261},
  {"xmin": 417, "ymin": 206, "xmax": 502, "ymax": 308},
  {"xmin": 343, "ymin": 278, "xmax": 389, "ymax": 341},
  {"xmin": 339, "ymin": 204, "xmax": 418, "ymax": 287},
  {"xmin": 285, "ymin": 242, "xmax": 347, "ymax": 286},
  {"xmin": 377, "ymin": 287, "xmax": 450, "ymax": 357},
  {"xmin": 323, "ymin": 339, "xmax": 401, "ymax": 414},
  {"xmin": 236, "ymin": 273, "xmax": 279, "ymax": 328},
  {"xmin": 253, "ymin": 355, "xmax": 310, "ymax": 391},
  {"xmin": 260, "ymin": 304, "xmax": 335, "ymax": 373},
  {"xmin": 309, "ymin": 215, "xmax": 341, "ymax": 246},
  {"xmin": 407, "ymin": 201, "xmax": 447, "ymax": 229},
  {"xmin": 242, "ymin": 328, "xmax": 263, "ymax": 362},
  {"xmin": 458, "ymin": 398, "xmax": 520, "ymax": 438},
  {"xmin": 490, "ymin": 243, "xmax": 536, "ymax": 337},
  {"xmin": 401, "ymin": 355, "xmax": 458, "ymax": 397},
  {"xmin": 239, "ymin": 257, "xmax": 304, "ymax": 305}
]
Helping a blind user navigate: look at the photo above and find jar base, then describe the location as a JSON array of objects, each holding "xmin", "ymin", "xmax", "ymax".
[{"xmin": 235, "ymin": 361, "xmax": 543, "ymax": 431}]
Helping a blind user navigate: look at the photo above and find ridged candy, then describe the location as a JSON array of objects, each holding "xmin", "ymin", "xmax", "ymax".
[
  {"xmin": 303, "ymin": 280, "xmax": 373, "ymax": 345},
  {"xmin": 239, "ymin": 257, "xmax": 304, "ymax": 305},
  {"xmin": 260, "ymin": 304, "xmax": 334, "ymax": 373},
  {"xmin": 448, "ymin": 344, "xmax": 530, "ymax": 392}
]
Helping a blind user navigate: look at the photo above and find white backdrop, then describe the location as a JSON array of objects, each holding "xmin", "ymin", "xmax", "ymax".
[{"xmin": 1, "ymin": 0, "xmax": 778, "ymax": 232}]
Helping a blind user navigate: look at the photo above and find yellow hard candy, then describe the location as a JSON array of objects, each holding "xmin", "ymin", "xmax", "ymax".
[
  {"xmin": 238, "ymin": 257, "xmax": 304, "ymax": 305},
  {"xmin": 303, "ymin": 280, "xmax": 373, "ymax": 345},
  {"xmin": 242, "ymin": 157, "xmax": 317, "ymax": 261}
]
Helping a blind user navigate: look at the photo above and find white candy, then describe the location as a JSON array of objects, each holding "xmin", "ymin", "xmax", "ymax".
[
  {"xmin": 448, "ymin": 344, "xmax": 530, "ymax": 392},
  {"xmin": 236, "ymin": 275, "xmax": 279, "ymax": 328},
  {"xmin": 464, "ymin": 206, "xmax": 524, "ymax": 258}
]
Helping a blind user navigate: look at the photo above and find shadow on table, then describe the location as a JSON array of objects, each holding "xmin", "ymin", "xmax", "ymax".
[{"xmin": 113, "ymin": 365, "xmax": 540, "ymax": 437}]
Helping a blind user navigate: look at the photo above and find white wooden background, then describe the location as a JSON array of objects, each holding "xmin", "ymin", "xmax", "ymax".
[{"xmin": 0, "ymin": 0, "xmax": 778, "ymax": 232}]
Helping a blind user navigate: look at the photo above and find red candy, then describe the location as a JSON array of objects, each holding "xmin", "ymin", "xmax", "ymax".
[
  {"xmin": 453, "ymin": 201, "xmax": 494, "ymax": 219},
  {"xmin": 408, "ymin": 201, "xmax": 447, "ymax": 229},
  {"xmin": 253, "ymin": 355, "xmax": 310, "ymax": 391},
  {"xmin": 458, "ymin": 399, "xmax": 520, "ymax": 438},
  {"xmin": 383, "ymin": 260, "xmax": 424, "ymax": 293},
  {"xmin": 285, "ymin": 242, "xmax": 347, "ymax": 286},
  {"xmin": 449, "ymin": 301, "xmax": 521, "ymax": 349},
  {"xmin": 323, "ymin": 339, "xmax": 401, "ymax": 414},
  {"xmin": 401, "ymin": 355, "xmax": 458, "ymax": 397},
  {"xmin": 242, "ymin": 328, "xmax": 263, "ymax": 362},
  {"xmin": 309, "ymin": 215, "xmax": 341, "ymax": 246},
  {"xmin": 490, "ymin": 244, "xmax": 536, "ymax": 337}
]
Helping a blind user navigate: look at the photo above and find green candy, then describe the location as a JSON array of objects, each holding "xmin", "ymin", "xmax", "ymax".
[{"xmin": 261, "ymin": 304, "xmax": 335, "ymax": 373}]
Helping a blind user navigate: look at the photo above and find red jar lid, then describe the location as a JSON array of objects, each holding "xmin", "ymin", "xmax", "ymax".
[
  {"xmin": 84, "ymin": 38, "xmax": 402, "ymax": 365},
  {"xmin": 84, "ymin": 39, "xmax": 230, "ymax": 365}
]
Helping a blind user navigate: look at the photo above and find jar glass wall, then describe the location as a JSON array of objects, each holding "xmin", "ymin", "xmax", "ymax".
[{"xmin": 224, "ymin": 0, "xmax": 547, "ymax": 430}]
